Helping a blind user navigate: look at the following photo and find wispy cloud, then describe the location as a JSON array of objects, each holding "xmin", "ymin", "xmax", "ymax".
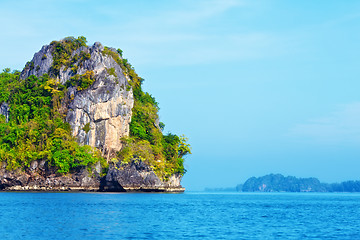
[
  {"xmin": 289, "ymin": 102, "xmax": 360, "ymax": 144},
  {"xmin": 101, "ymin": 0, "xmax": 302, "ymax": 66},
  {"xmin": 131, "ymin": 0, "xmax": 243, "ymax": 27},
  {"xmin": 0, "ymin": 0, "xmax": 304, "ymax": 68}
]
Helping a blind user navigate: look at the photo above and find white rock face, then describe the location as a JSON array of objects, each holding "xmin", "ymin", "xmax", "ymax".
[{"xmin": 20, "ymin": 42, "xmax": 134, "ymax": 159}]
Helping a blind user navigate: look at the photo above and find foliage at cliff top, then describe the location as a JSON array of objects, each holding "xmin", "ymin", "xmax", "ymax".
[
  {"xmin": 0, "ymin": 36, "xmax": 191, "ymax": 179},
  {"xmin": 49, "ymin": 36, "xmax": 88, "ymax": 76}
]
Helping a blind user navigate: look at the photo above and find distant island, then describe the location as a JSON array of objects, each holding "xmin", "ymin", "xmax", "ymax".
[{"xmin": 236, "ymin": 174, "xmax": 360, "ymax": 192}]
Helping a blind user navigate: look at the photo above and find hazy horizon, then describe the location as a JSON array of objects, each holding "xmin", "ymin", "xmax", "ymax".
[{"xmin": 1, "ymin": 0, "xmax": 360, "ymax": 191}]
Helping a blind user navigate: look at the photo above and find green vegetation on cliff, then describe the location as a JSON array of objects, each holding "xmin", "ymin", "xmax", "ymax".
[
  {"xmin": 65, "ymin": 70, "xmax": 95, "ymax": 91},
  {"xmin": 0, "ymin": 69, "xmax": 104, "ymax": 173},
  {"xmin": 0, "ymin": 36, "xmax": 190, "ymax": 180},
  {"xmin": 48, "ymin": 36, "xmax": 88, "ymax": 76}
]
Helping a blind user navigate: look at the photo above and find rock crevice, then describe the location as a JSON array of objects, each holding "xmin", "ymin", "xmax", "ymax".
[{"xmin": 20, "ymin": 42, "xmax": 134, "ymax": 160}]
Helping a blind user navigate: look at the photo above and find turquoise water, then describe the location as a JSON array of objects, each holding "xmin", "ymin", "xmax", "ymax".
[{"xmin": 0, "ymin": 192, "xmax": 360, "ymax": 239}]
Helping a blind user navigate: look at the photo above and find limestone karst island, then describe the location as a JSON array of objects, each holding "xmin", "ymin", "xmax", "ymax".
[{"xmin": 0, "ymin": 36, "xmax": 191, "ymax": 192}]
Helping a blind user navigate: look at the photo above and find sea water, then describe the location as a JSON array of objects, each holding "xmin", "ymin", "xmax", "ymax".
[{"xmin": 0, "ymin": 192, "xmax": 359, "ymax": 239}]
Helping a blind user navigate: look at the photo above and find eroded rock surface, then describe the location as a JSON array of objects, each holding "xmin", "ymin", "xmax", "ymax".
[
  {"xmin": 0, "ymin": 102, "xmax": 9, "ymax": 122},
  {"xmin": 20, "ymin": 42, "xmax": 134, "ymax": 159},
  {"xmin": 102, "ymin": 160, "xmax": 184, "ymax": 192},
  {"xmin": 0, "ymin": 161, "xmax": 101, "ymax": 191}
]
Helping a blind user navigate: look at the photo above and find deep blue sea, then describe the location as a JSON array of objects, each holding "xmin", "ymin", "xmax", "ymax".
[{"xmin": 0, "ymin": 192, "xmax": 360, "ymax": 239}]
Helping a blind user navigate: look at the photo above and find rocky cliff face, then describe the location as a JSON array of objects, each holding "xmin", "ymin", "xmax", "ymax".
[
  {"xmin": 0, "ymin": 103, "xmax": 9, "ymax": 122},
  {"xmin": 0, "ymin": 161, "xmax": 101, "ymax": 191},
  {"xmin": 21, "ymin": 42, "xmax": 134, "ymax": 160},
  {"xmin": 103, "ymin": 160, "xmax": 184, "ymax": 192},
  {"xmin": 0, "ymin": 159, "xmax": 184, "ymax": 192},
  {"xmin": 0, "ymin": 38, "xmax": 184, "ymax": 192}
]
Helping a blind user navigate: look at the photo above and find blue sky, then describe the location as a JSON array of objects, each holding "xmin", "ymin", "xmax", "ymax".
[{"xmin": 1, "ymin": 0, "xmax": 360, "ymax": 190}]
